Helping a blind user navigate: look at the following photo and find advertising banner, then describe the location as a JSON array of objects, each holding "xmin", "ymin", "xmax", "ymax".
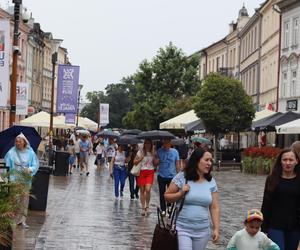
[
  {"xmin": 16, "ymin": 82, "xmax": 29, "ymax": 115},
  {"xmin": 65, "ymin": 113, "xmax": 76, "ymax": 124},
  {"xmin": 0, "ymin": 20, "xmax": 10, "ymax": 107},
  {"xmin": 100, "ymin": 103, "xmax": 109, "ymax": 125},
  {"xmin": 56, "ymin": 65, "xmax": 80, "ymax": 113}
]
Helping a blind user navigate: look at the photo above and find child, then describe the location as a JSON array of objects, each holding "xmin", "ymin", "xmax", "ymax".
[
  {"xmin": 67, "ymin": 139, "xmax": 76, "ymax": 174},
  {"xmin": 226, "ymin": 209, "xmax": 280, "ymax": 250}
]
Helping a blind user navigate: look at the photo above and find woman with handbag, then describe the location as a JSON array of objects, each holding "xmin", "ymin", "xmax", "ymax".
[
  {"xmin": 164, "ymin": 148, "xmax": 220, "ymax": 250},
  {"xmin": 134, "ymin": 139, "xmax": 158, "ymax": 216}
]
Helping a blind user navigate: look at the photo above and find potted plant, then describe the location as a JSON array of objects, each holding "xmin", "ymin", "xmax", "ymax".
[{"xmin": 0, "ymin": 170, "xmax": 32, "ymax": 249}]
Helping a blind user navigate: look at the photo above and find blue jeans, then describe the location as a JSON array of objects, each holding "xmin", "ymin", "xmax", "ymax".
[
  {"xmin": 268, "ymin": 228, "xmax": 300, "ymax": 250},
  {"xmin": 113, "ymin": 165, "xmax": 127, "ymax": 198},
  {"xmin": 128, "ymin": 172, "xmax": 139, "ymax": 198}
]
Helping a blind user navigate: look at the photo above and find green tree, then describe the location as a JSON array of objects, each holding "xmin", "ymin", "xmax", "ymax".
[
  {"xmin": 193, "ymin": 73, "xmax": 255, "ymax": 157},
  {"xmin": 122, "ymin": 42, "xmax": 200, "ymax": 130}
]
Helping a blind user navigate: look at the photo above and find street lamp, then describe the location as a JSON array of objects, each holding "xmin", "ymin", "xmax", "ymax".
[
  {"xmin": 76, "ymin": 84, "xmax": 83, "ymax": 127},
  {"xmin": 9, "ymin": 0, "xmax": 22, "ymax": 126},
  {"xmin": 49, "ymin": 38, "xmax": 63, "ymax": 150}
]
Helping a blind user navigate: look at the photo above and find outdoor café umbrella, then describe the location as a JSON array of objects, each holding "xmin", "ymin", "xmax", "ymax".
[
  {"xmin": 121, "ymin": 129, "xmax": 142, "ymax": 135},
  {"xmin": 0, "ymin": 125, "xmax": 42, "ymax": 158},
  {"xmin": 97, "ymin": 130, "xmax": 120, "ymax": 139},
  {"xmin": 192, "ymin": 137, "xmax": 212, "ymax": 145},
  {"xmin": 137, "ymin": 130, "xmax": 175, "ymax": 140},
  {"xmin": 117, "ymin": 135, "xmax": 142, "ymax": 145}
]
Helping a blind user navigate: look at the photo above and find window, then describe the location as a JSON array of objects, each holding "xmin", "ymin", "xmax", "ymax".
[
  {"xmin": 216, "ymin": 57, "xmax": 220, "ymax": 71},
  {"xmin": 293, "ymin": 17, "xmax": 299, "ymax": 46},
  {"xmin": 291, "ymin": 70, "xmax": 297, "ymax": 97},
  {"xmin": 254, "ymin": 26, "xmax": 257, "ymax": 50},
  {"xmin": 284, "ymin": 21, "xmax": 290, "ymax": 48},
  {"xmin": 282, "ymin": 71, "xmax": 287, "ymax": 97}
]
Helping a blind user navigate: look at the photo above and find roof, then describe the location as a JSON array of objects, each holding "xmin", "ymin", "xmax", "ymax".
[{"xmin": 159, "ymin": 110, "xmax": 200, "ymax": 130}]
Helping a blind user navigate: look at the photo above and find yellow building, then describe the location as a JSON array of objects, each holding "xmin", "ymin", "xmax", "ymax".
[{"xmin": 259, "ymin": 0, "xmax": 280, "ymax": 111}]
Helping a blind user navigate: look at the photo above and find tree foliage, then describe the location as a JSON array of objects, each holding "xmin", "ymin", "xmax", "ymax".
[
  {"xmin": 193, "ymin": 73, "xmax": 255, "ymax": 135},
  {"xmin": 122, "ymin": 42, "xmax": 201, "ymax": 130}
]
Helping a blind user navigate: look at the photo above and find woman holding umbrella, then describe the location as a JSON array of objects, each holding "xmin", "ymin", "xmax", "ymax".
[
  {"xmin": 134, "ymin": 139, "xmax": 158, "ymax": 215},
  {"xmin": 4, "ymin": 133, "xmax": 39, "ymax": 228}
]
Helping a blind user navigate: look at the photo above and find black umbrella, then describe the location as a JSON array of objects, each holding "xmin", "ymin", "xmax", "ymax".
[
  {"xmin": 121, "ymin": 129, "xmax": 142, "ymax": 135},
  {"xmin": 97, "ymin": 130, "xmax": 120, "ymax": 139},
  {"xmin": 137, "ymin": 130, "xmax": 175, "ymax": 140},
  {"xmin": 117, "ymin": 135, "xmax": 142, "ymax": 145},
  {"xmin": 0, "ymin": 125, "xmax": 42, "ymax": 158}
]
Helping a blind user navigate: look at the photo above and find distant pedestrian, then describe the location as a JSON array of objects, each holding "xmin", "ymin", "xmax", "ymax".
[
  {"xmin": 4, "ymin": 133, "xmax": 39, "ymax": 228},
  {"xmin": 164, "ymin": 148, "xmax": 220, "ymax": 249},
  {"xmin": 79, "ymin": 134, "xmax": 92, "ymax": 176},
  {"xmin": 95, "ymin": 141, "xmax": 105, "ymax": 171},
  {"xmin": 67, "ymin": 139, "xmax": 76, "ymax": 174},
  {"xmin": 74, "ymin": 134, "xmax": 81, "ymax": 168},
  {"xmin": 134, "ymin": 139, "xmax": 158, "ymax": 216},
  {"xmin": 261, "ymin": 148, "xmax": 300, "ymax": 250},
  {"xmin": 111, "ymin": 145, "xmax": 129, "ymax": 199},
  {"xmin": 127, "ymin": 144, "xmax": 139, "ymax": 200},
  {"xmin": 105, "ymin": 138, "xmax": 117, "ymax": 176},
  {"xmin": 156, "ymin": 138, "xmax": 180, "ymax": 216},
  {"xmin": 226, "ymin": 209, "xmax": 279, "ymax": 250}
]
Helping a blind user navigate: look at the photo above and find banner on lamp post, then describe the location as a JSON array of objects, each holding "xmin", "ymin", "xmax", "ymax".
[
  {"xmin": 99, "ymin": 103, "xmax": 109, "ymax": 125},
  {"xmin": 56, "ymin": 65, "xmax": 80, "ymax": 113},
  {"xmin": 0, "ymin": 20, "xmax": 10, "ymax": 107},
  {"xmin": 65, "ymin": 113, "xmax": 76, "ymax": 124},
  {"xmin": 16, "ymin": 82, "xmax": 29, "ymax": 115}
]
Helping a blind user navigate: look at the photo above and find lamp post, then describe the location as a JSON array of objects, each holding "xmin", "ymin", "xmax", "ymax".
[
  {"xmin": 76, "ymin": 84, "xmax": 83, "ymax": 127},
  {"xmin": 49, "ymin": 39, "xmax": 63, "ymax": 150},
  {"xmin": 9, "ymin": 0, "xmax": 22, "ymax": 126}
]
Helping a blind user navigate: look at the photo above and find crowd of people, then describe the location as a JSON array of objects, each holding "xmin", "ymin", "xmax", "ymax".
[{"xmin": 4, "ymin": 130, "xmax": 300, "ymax": 250}]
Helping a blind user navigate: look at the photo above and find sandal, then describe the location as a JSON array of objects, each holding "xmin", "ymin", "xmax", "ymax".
[
  {"xmin": 145, "ymin": 207, "xmax": 150, "ymax": 216},
  {"xmin": 141, "ymin": 208, "xmax": 146, "ymax": 216}
]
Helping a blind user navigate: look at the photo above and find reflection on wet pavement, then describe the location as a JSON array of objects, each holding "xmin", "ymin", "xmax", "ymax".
[{"xmin": 13, "ymin": 157, "xmax": 266, "ymax": 250}]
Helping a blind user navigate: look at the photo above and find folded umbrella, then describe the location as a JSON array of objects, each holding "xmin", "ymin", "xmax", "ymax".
[
  {"xmin": 137, "ymin": 130, "xmax": 175, "ymax": 140},
  {"xmin": 0, "ymin": 125, "xmax": 42, "ymax": 158}
]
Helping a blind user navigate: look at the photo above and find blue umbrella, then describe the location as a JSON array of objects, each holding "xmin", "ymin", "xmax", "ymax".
[{"xmin": 0, "ymin": 125, "xmax": 42, "ymax": 158}]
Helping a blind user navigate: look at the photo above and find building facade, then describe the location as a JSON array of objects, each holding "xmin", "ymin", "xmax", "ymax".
[
  {"xmin": 277, "ymin": 0, "xmax": 300, "ymax": 112},
  {"xmin": 239, "ymin": 11, "xmax": 262, "ymax": 109},
  {"xmin": 259, "ymin": 0, "xmax": 280, "ymax": 111}
]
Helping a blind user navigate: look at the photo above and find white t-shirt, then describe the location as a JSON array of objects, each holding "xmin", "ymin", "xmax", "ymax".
[
  {"xmin": 114, "ymin": 151, "xmax": 126, "ymax": 166},
  {"xmin": 226, "ymin": 228, "xmax": 279, "ymax": 250},
  {"xmin": 96, "ymin": 145, "xmax": 104, "ymax": 155},
  {"xmin": 105, "ymin": 144, "xmax": 116, "ymax": 158},
  {"xmin": 137, "ymin": 150, "xmax": 154, "ymax": 170},
  {"xmin": 74, "ymin": 139, "xmax": 80, "ymax": 153}
]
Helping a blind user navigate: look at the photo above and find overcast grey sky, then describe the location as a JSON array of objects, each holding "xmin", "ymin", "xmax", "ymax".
[{"xmin": 1, "ymin": 0, "xmax": 263, "ymax": 98}]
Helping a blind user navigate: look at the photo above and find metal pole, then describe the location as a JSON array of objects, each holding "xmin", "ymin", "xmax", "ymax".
[
  {"xmin": 9, "ymin": 0, "xmax": 22, "ymax": 126},
  {"xmin": 49, "ymin": 52, "xmax": 57, "ymax": 150}
]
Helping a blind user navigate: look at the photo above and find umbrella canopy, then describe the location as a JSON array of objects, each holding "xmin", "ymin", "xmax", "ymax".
[
  {"xmin": 137, "ymin": 130, "xmax": 175, "ymax": 140},
  {"xmin": 76, "ymin": 129, "xmax": 90, "ymax": 135},
  {"xmin": 0, "ymin": 125, "xmax": 42, "ymax": 158},
  {"xmin": 276, "ymin": 118, "xmax": 300, "ymax": 134},
  {"xmin": 171, "ymin": 138, "xmax": 185, "ymax": 146},
  {"xmin": 252, "ymin": 111, "xmax": 300, "ymax": 132},
  {"xmin": 97, "ymin": 130, "xmax": 120, "ymax": 139},
  {"xmin": 191, "ymin": 137, "xmax": 212, "ymax": 145},
  {"xmin": 117, "ymin": 135, "xmax": 142, "ymax": 145},
  {"xmin": 159, "ymin": 110, "xmax": 200, "ymax": 130},
  {"xmin": 121, "ymin": 129, "xmax": 142, "ymax": 135}
]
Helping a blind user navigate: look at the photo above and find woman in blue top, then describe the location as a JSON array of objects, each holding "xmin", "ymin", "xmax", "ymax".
[
  {"xmin": 5, "ymin": 133, "xmax": 39, "ymax": 228},
  {"xmin": 165, "ymin": 148, "xmax": 220, "ymax": 250}
]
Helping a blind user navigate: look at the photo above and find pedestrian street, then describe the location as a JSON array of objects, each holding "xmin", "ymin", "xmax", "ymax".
[{"xmin": 13, "ymin": 156, "xmax": 267, "ymax": 250}]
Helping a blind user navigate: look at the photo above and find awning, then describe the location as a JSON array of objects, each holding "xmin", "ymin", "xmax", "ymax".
[
  {"xmin": 253, "ymin": 109, "xmax": 276, "ymax": 122},
  {"xmin": 276, "ymin": 118, "xmax": 300, "ymax": 134},
  {"xmin": 186, "ymin": 119, "xmax": 206, "ymax": 133},
  {"xmin": 159, "ymin": 110, "xmax": 200, "ymax": 130},
  {"xmin": 252, "ymin": 111, "xmax": 300, "ymax": 132}
]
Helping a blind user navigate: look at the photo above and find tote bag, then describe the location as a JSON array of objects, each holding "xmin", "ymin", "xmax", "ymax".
[{"xmin": 130, "ymin": 162, "xmax": 142, "ymax": 176}]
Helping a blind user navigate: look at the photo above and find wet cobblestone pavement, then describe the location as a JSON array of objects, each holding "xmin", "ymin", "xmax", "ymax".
[{"xmin": 13, "ymin": 157, "xmax": 267, "ymax": 250}]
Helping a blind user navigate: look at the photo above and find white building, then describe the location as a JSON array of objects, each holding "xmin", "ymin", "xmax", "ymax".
[{"xmin": 278, "ymin": 0, "xmax": 300, "ymax": 112}]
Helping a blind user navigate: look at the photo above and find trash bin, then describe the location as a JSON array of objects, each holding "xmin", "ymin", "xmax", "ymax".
[
  {"xmin": 29, "ymin": 166, "xmax": 51, "ymax": 211},
  {"xmin": 54, "ymin": 151, "xmax": 69, "ymax": 176}
]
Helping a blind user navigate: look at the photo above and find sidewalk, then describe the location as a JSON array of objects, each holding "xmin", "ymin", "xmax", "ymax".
[{"xmin": 12, "ymin": 157, "xmax": 267, "ymax": 249}]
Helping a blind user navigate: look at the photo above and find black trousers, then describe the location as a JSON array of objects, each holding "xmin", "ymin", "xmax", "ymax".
[{"xmin": 157, "ymin": 175, "xmax": 172, "ymax": 212}]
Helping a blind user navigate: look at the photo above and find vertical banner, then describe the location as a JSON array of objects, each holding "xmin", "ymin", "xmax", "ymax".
[
  {"xmin": 65, "ymin": 113, "xmax": 76, "ymax": 124},
  {"xmin": 0, "ymin": 20, "xmax": 10, "ymax": 107},
  {"xmin": 100, "ymin": 103, "xmax": 109, "ymax": 125},
  {"xmin": 16, "ymin": 82, "xmax": 29, "ymax": 115},
  {"xmin": 56, "ymin": 65, "xmax": 80, "ymax": 113}
]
